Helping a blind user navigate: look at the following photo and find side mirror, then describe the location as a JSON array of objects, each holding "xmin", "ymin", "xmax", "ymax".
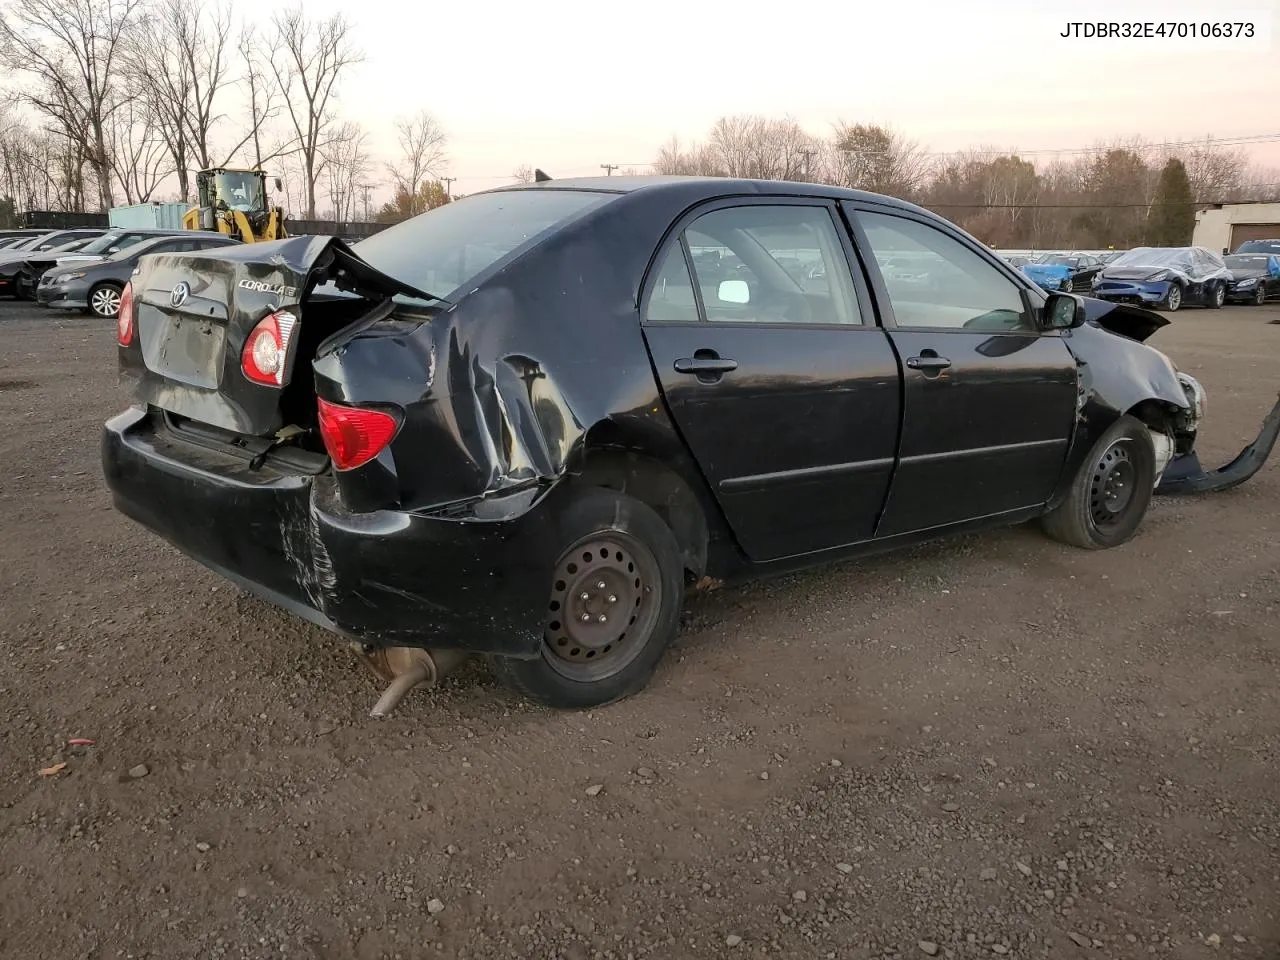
[
  {"xmin": 1043, "ymin": 292, "xmax": 1086, "ymax": 330},
  {"xmin": 718, "ymin": 279, "xmax": 750, "ymax": 304}
]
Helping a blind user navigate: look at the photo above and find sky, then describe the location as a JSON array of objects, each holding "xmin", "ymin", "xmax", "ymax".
[{"xmin": 229, "ymin": 0, "xmax": 1280, "ymax": 200}]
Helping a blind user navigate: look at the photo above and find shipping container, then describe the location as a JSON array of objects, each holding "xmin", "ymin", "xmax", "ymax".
[{"xmin": 108, "ymin": 203, "xmax": 190, "ymax": 230}]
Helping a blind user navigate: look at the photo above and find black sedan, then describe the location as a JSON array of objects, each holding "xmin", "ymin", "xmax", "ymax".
[
  {"xmin": 101, "ymin": 177, "xmax": 1279, "ymax": 712},
  {"xmin": 40, "ymin": 233, "xmax": 240, "ymax": 317},
  {"xmin": 0, "ymin": 228, "xmax": 104, "ymax": 297},
  {"xmin": 1223, "ymin": 253, "xmax": 1280, "ymax": 305}
]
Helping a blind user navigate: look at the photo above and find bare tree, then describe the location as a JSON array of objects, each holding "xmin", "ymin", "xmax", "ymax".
[
  {"xmin": 322, "ymin": 121, "xmax": 370, "ymax": 221},
  {"xmin": 269, "ymin": 8, "xmax": 362, "ymax": 218},
  {"xmin": 0, "ymin": 0, "xmax": 144, "ymax": 210},
  {"xmin": 234, "ymin": 27, "xmax": 288, "ymax": 170},
  {"xmin": 386, "ymin": 111, "xmax": 446, "ymax": 212},
  {"xmin": 108, "ymin": 98, "xmax": 171, "ymax": 203},
  {"xmin": 829, "ymin": 122, "xmax": 931, "ymax": 199},
  {"xmin": 512, "ymin": 164, "xmax": 534, "ymax": 183}
]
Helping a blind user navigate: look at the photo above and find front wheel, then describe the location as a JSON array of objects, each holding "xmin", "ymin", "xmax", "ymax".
[
  {"xmin": 1161, "ymin": 284, "xmax": 1182, "ymax": 312},
  {"xmin": 1041, "ymin": 415, "xmax": 1157, "ymax": 550},
  {"xmin": 1254, "ymin": 284, "xmax": 1267, "ymax": 306},
  {"xmin": 89, "ymin": 283, "xmax": 123, "ymax": 319},
  {"xmin": 486, "ymin": 487, "xmax": 685, "ymax": 709},
  {"xmin": 1209, "ymin": 282, "xmax": 1226, "ymax": 309}
]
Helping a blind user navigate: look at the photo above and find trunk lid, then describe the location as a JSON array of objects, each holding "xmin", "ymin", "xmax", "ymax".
[{"xmin": 121, "ymin": 235, "xmax": 437, "ymax": 437}]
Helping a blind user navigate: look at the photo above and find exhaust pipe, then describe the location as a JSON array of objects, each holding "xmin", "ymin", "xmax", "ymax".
[{"xmin": 360, "ymin": 645, "xmax": 471, "ymax": 718}]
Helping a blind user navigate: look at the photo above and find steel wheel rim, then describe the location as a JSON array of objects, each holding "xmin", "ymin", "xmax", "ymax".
[
  {"xmin": 542, "ymin": 532, "xmax": 663, "ymax": 683},
  {"xmin": 1089, "ymin": 441, "xmax": 1137, "ymax": 531},
  {"xmin": 1167, "ymin": 286, "xmax": 1181, "ymax": 310},
  {"xmin": 92, "ymin": 287, "xmax": 120, "ymax": 318},
  {"xmin": 1214, "ymin": 284, "xmax": 1225, "ymax": 307}
]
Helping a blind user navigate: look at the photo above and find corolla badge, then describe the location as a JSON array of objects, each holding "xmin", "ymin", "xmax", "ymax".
[{"xmin": 170, "ymin": 281, "xmax": 191, "ymax": 308}]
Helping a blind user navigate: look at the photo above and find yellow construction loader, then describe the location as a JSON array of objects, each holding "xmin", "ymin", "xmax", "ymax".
[{"xmin": 182, "ymin": 168, "xmax": 287, "ymax": 243}]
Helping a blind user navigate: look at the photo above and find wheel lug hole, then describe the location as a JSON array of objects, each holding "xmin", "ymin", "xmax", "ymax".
[
  {"xmin": 607, "ymin": 595, "xmax": 617, "ymax": 604},
  {"xmin": 596, "ymin": 581, "xmax": 606, "ymax": 590},
  {"xmin": 579, "ymin": 592, "xmax": 589, "ymax": 601},
  {"xmin": 598, "ymin": 614, "xmax": 608, "ymax": 623},
  {"xmin": 580, "ymin": 613, "xmax": 590, "ymax": 622}
]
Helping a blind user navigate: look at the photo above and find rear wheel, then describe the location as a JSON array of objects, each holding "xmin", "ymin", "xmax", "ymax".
[
  {"xmin": 1161, "ymin": 284, "xmax": 1182, "ymax": 312},
  {"xmin": 89, "ymin": 283, "xmax": 123, "ymax": 319},
  {"xmin": 1041, "ymin": 415, "xmax": 1157, "ymax": 550},
  {"xmin": 486, "ymin": 487, "xmax": 684, "ymax": 709}
]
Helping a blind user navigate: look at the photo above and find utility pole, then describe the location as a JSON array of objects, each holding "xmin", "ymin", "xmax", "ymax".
[
  {"xmin": 600, "ymin": 163, "xmax": 618, "ymax": 176},
  {"xmin": 358, "ymin": 183, "xmax": 373, "ymax": 221},
  {"xmin": 799, "ymin": 148, "xmax": 815, "ymax": 181},
  {"xmin": 441, "ymin": 176, "xmax": 456, "ymax": 198}
]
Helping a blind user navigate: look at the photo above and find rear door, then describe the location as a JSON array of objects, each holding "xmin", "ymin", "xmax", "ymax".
[
  {"xmin": 843, "ymin": 203, "xmax": 1079, "ymax": 538},
  {"xmin": 641, "ymin": 198, "xmax": 901, "ymax": 562}
]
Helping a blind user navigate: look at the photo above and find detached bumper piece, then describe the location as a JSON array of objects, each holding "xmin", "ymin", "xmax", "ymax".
[{"xmin": 1157, "ymin": 393, "xmax": 1280, "ymax": 494}]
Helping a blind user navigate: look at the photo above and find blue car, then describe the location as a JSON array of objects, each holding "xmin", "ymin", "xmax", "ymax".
[
  {"xmin": 1021, "ymin": 259, "xmax": 1072, "ymax": 291},
  {"xmin": 1022, "ymin": 253, "xmax": 1104, "ymax": 293},
  {"xmin": 1090, "ymin": 246, "xmax": 1234, "ymax": 312}
]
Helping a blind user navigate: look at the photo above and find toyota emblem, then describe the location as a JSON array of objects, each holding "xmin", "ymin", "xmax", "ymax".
[{"xmin": 170, "ymin": 281, "xmax": 190, "ymax": 308}]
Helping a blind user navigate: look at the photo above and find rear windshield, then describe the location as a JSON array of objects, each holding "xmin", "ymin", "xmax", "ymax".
[{"xmin": 350, "ymin": 189, "xmax": 614, "ymax": 301}]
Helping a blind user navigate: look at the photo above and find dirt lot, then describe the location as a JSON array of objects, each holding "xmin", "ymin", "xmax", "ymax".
[{"xmin": 1, "ymin": 301, "xmax": 1278, "ymax": 960}]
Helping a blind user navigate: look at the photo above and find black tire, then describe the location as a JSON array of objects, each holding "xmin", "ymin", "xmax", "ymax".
[
  {"xmin": 1254, "ymin": 284, "xmax": 1267, "ymax": 306},
  {"xmin": 88, "ymin": 282, "xmax": 123, "ymax": 319},
  {"xmin": 1041, "ymin": 415, "xmax": 1157, "ymax": 550},
  {"xmin": 1208, "ymin": 281, "xmax": 1225, "ymax": 309},
  {"xmin": 1160, "ymin": 284, "xmax": 1182, "ymax": 312},
  {"xmin": 486, "ymin": 487, "xmax": 684, "ymax": 709}
]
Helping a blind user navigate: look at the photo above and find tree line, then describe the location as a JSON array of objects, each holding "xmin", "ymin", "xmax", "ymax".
[
  {"xmin": 653, "ymin": 117, "xmax": 1279, "ymax": 249},
  {"xmin": 2, "ymin": 2, "xmax": 1276, "ymax": 245},
  {"xmin": 0, "ymin": 0, "xmax": 450, "ymax": 223}
]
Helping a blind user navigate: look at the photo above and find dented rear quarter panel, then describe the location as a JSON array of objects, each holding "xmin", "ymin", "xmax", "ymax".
[{"xmin": 314, "ymin": 186, "xmax": 736, "ymax": 529}]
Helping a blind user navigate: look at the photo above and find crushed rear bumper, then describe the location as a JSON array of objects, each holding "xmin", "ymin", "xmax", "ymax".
[{"xmin": 101, "ymin": 405, "xmax": 566, "ymax": 657}]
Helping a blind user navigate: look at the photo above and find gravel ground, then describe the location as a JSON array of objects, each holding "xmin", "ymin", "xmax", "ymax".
[{"xmin": 1, "ymin": 301, "xmax": 1278, "ymax": 960}]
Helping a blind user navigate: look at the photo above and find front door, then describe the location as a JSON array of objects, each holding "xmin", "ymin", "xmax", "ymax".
[
  {"xmin": 641, "ymin": 200, "xmax": 901, "ymax": 562},
  {"xmin": 844, "ymin": 204, "xmax": 1080, "ymax": 538}
]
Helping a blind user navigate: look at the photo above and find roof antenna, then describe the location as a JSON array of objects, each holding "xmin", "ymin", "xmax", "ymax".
[{"xmin": 534, "ymin": 168, "xmax": 552, "ymax": 183}]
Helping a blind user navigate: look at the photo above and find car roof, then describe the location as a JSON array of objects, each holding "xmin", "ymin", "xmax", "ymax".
[{"xmin": 482, "ymin": 175, "xmax": 932, "ymax": 214}]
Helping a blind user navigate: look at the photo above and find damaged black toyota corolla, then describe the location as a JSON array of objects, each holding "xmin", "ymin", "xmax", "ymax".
[{"xmin": 101, "ymin": 177, "xmax": 1280, "ymax": 713}]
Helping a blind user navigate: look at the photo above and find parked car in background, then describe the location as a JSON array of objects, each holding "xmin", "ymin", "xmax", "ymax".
[
  {"xmin": 1023, "ymin": 253, "xmax": 1105, "ymax": 293},
  {"xmin": 39, "ymin": 232, "xmax": 241, "ymax": 318},
  {"xmin": 1223, "ymin": 253, "xmax": 1280, "ymax": 305},
  {"xmin": 1091, "ymin": 246, "xmax": 1233, "ymax": 311},
  {"xmin": 0, "ymin": 230, "xmax": 105, "ymax": 297},
  {"xmin": 101, "ymin": 176, "xmax": 1276, "ymax": 712},
  {"xmin": 1234, "ymin": 239, "xmax": 1280, "ymax": 255},
  {"xmin": 13, "ymin": 228, "xmax": 203, "ymax": 299}
]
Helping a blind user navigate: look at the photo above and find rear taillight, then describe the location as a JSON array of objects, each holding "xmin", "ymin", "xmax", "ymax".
[
  {"xmin": 316, "ymin": 398, "xmax": 399, "ymax": 471},
  {"xmin": 241, "ymin": 311, "xmax": 298, "ymax": 386},
  {"xmin": 116, "ymin": 282, "xmax": 135, "ymax": 345}
]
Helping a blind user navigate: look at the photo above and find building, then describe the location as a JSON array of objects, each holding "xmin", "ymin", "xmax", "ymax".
[{"xmin": 1193, "ymin": 201, "xmax": 1280, "ymax": 254}]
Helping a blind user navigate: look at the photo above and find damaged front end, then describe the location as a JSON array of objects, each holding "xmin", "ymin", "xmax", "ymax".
[{"xmin": 1071, "ymin": 297, "xmax": 1280, "ymax": 496}]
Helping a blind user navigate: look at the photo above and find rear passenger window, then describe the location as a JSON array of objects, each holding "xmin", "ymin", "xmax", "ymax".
[
  {"xmin": 683, "ymin": 205, "xmax": 862, "ymax": 325},
  {"xmin": 644, "ymin": 245, "xmax": 700, "ymax": 323}
]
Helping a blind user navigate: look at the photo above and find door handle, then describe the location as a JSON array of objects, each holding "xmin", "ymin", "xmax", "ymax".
[
  {"xmin": 906, "ymin": 353, "xmax": 951, "ymax": 372},
  {"xmin": 673, "ymin": 356, "xmax": 738, "ymax": 375}
]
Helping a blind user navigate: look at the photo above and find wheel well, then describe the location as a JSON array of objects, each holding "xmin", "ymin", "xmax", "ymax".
[
  {"xmin": 1126, "ymin": 399, "xmax": 1176, "ymax": 437},
  {"xmin": 574, "ymin": 448, "xmax": 709, "ymax": 582}
]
